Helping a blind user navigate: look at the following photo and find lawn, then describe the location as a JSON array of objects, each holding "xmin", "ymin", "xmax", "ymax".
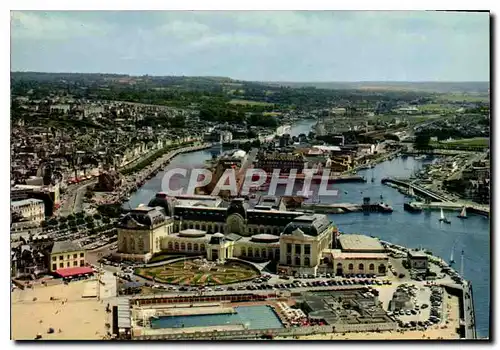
[
  {"xmin": 229, "ymin": 99, "xmax": 274, "ymax": 106},
  {"xmin": 431, "ymin": 137, "xmax": 489, "ymax": 148},
  {"xmin": 135, "ymin": 259, "xmax": 259, "ymax": 286}
]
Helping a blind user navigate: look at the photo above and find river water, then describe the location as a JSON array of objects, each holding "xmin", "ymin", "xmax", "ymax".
[{"xmin": 124, "ymin": 120, "xmax": 490, "ymax": 338}]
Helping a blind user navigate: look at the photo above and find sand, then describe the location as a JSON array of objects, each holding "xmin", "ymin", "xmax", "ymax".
[{"xmin": 11, "ymin": 280, "xmax": 110, "ymax": 340}]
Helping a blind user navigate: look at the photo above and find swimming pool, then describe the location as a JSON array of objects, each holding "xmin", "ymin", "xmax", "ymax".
[{"xmin": 150, "ymin": 305, "xmax": 283, "ymax": 330}]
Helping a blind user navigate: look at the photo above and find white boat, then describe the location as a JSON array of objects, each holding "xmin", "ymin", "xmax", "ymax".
[
  {"xmin": 408, "ymin": 186, "xmax": 415, "ymax": 197},
  {"xmin": 439, "ymin": 208, "xmax": 451, "ymax": 224},
  {"xmin": 457, "ymin": 206, "xmax": 468, "ymax": 219}
]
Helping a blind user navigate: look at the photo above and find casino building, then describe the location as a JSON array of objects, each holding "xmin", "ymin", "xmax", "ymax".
[{"xmin": 115, "ymin": 193, "xmax": 388, "ymax": 276}]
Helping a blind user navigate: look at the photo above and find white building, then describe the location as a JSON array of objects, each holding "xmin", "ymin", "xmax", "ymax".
[{"xmin": 11, "ymin": 198, "xmax": 45, "ymax": 222}]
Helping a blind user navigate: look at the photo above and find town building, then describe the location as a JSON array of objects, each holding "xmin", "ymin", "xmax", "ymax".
[
  {"xmin": 11, "ymin": 198, "xmax": 45, "ymax": 222},
  {"xmin": 114, "ymin": 193, "xmax": 388, "ymax": 277},
  {"xmin": 49, "ymin": 241, "xmax": 87, "ymax": 272},
  {"xmin": 406, "ymin": 250, "xmax": 429, "ymax": 271},
  {"xmin": 256, "ymin": 151, "xmax": 306, "ymax": 174}
]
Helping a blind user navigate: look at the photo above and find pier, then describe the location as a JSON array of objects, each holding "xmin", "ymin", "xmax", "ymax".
[{"xmin": 300, "ymin": 202, "xmax": 393, "ymax": 214}]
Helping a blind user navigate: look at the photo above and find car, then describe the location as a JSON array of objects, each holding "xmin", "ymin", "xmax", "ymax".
[{"xmin": 411, "ymin": 310, "xmax": 417, "ymax": 315}]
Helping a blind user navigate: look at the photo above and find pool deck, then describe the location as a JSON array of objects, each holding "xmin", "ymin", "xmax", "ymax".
[
  {"xmin": 152, "ymin": 306, "xmax": 236, "ymax": 317},
  {"xmin": 137, "ymin": 324, "xmax": 246, "ymax": 336}
]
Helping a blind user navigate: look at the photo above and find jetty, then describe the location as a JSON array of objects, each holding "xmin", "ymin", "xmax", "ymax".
[{"xmin": 301, "ymin": 202, "xmax": 393, "ymax": 214}]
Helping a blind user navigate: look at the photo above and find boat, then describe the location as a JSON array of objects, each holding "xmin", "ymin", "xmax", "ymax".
[
  {"xmin": 439, "ymin": 208, "xmax": 451, "ymax": 224},
  {"xmin": 407, "ymin": 186, "xmax": 415, "ymax": 197},
  {"xmin": 450, "ymin": 244, "xmax": 455, "ymax": 265},
  {"xmin": 404, "ymin": 202, "xmax": 422, "ymax": 213},
  {"xmin": 457, "ymin": 206, "xmax": 468, "ymax": 219}
]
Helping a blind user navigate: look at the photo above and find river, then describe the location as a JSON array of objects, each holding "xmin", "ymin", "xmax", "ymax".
[{"xmin": 124, "ymin": 119, "xmax": 489, "ymax": 338}]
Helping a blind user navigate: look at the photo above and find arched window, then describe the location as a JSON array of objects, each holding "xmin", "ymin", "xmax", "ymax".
[
  {"xmin": 267, "ymin": 249, "xmax": 273, "ymax": 259},
  {"xmin": 359, "ymin": 263, "xmax": 364, "ymax": 271},
  {"xmin": 195, "ymin": 224, "xmax": 200, "ymax": 230},
  {"xmin": 129, "ymin": 238, "xmax": 135, "ymax": 251},
  {"xmin": 262, "ymin": 249, "xmax": 267, "ymax": 258},
  {"xmin": 378, "ymin": 264, "xmax": 386, "ymax": 274},
  {"xmin": 241, "ymin": 247, "xmax": 247, "ymax": 256},
  {"xmin": 201, "ymin": 224, "xmax": 206, "ymax": 231},
  {"xmin": 304, "ymin": 257, "xmax": 310, "ymax": 266},
  {"xmin": 168, "ymin": 242, "xmax": 173, "ymax": 250},
  {"xmin": 207, "ymin": 226, "xmax": 212, "ymax": 234},
  {"xmin": 200, "ymin": 244, "xmax": 205, "ymax": 251},
  {"xmin": 193, "ymin": 243, "xmax": 199, "ymax": 251},
  {"xmin": 254, "ymin": 228, "xmax": 258, "ymax": 234},
  {"xmin": 348, "ymin": 263, "xmax": 354, "ymax": 271},
  {"xmin": 187, "ymin": 243, "xmax": 192, "ymax": 251},
  {"xmin": 267, "ymin": 228, "xmax": 272, "ymax": 234},
  {"xmin": 369, "ymin": 263, "xmax": 375, "ymax": 271},
  {"xmin": 286, "ymin": 256, "xmax": 292, "ymax": 265},
  {"xmin": 189, "ymin": 223, "xmax": 194, "ymax": 229},
  {"xmin": 181, "ymin": 242, "xmax": 186, "ymax": 250},
  {"xmin": 273, "ymin": 227, "xmax": 279, "ymax": 235},
  {"xmin": 295, "ymin": 256, "xmax": 301, "ymax": 266},
  {"xmin": 255, "ymin": 249, "xmax": 260, "ymax": 257},
  {"xmin": 174, "ymin": 242, "xmax": 179, "ymax": 250},
  {"xmin": 248, "ymin": 249, "xmax": 253, "ymax": 257},
  {"xmin": 337, "ymin": 263, "xmax": 343, "ymax": 268}
]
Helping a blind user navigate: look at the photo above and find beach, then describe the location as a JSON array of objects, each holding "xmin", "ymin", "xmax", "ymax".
[{"xmin": 11, "ymin": 280, "xmax": 110, "ymax": 340}]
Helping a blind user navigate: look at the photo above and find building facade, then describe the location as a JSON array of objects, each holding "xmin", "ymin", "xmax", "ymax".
[
  {"xmin": 49, "ymin": 241, "xmax": 86, "ymax": 272},
  {"xmin": 11, "ymin": 198, "xmax": 45, "ymax": 222},
  {"xmin": 115, "ymin": 194, "xmax": 388, "ymax": 277}
]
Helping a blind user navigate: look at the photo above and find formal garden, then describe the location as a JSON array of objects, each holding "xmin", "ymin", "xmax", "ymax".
[{"xmin": 135, "ymin": 258, "xmax": 260, "ymax": 286}]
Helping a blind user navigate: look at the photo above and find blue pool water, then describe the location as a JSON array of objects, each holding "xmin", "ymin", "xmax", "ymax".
[{"xmin": 150, "ymin": 305, "xmax": 283, "ymax": 330}]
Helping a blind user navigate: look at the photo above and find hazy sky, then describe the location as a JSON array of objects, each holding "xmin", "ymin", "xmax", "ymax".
[{"xmin": 11, "ymin": 11, "xmax": 490, "ymax": 82}]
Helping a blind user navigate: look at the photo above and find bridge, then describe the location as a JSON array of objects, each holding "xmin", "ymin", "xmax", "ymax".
[{"xmin": 381, "ymin": 177, "xmax": 449, "ymax": 202}]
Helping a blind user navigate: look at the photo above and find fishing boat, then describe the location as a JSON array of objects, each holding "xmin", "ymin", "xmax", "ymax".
[
  {"xmin": 457, "ymin": 206, "xmax": 468, "ymax": 219},
  {"xmin": 439, "ymin": 208, "xmax": 451, "ymax": 224}
]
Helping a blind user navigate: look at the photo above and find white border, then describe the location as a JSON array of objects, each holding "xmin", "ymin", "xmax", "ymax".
[{"xmin": 3, "ymin": 1, "xmax": 496, "ymax": 349}]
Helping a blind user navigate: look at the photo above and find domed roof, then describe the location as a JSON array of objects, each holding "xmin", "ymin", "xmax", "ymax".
[
  {"xmin": 148, "ymin": 192, "xmax": 174, "ymax": 216},
  {"xmin": 209, "ymin": 233, "xmax": 225, "ymax": 245},
  {"xmin": 282, "ymin": 214, "xmax": 331, "ymax": 237},
  {"xmin": 178, "ymin": 229, "xmax": 206, "ymax": 238},
  {"xmin": 251, "ymin": 234, "xmax": 280, "ymax": 243}
]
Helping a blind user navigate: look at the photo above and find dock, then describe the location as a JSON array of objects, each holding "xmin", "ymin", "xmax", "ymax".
[{"xmin": 301, "ymin": 202, "xmax": 393, "ymax": 214}]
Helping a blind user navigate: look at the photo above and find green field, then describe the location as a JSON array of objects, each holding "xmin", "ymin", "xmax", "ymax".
[
  {"xmin": 135, "ymin": 259, "xmax": 259, "ymax": 285},
  {"xmin": 432, "ymin": 137, "xmax": 489, "ymax": 148},
  {"xmin": 439, "ymin": 93, "xmax": 490, "ymax": 103},
  {"xmin": 229, "ymin": 99, "xmax": 274, "ymax": 106}
]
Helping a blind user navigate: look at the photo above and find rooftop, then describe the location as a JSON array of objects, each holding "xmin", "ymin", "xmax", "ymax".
[
  {"xmin": 338, "ymin": 234, "xmax": 385, "ymax": 252},
  {"xmin": 51, "ymin": 240, "xmax": 83, "ymax": 255},
  {"xmin": 11, "ymin": 198, "xmax": 45, "ymax": 207}
]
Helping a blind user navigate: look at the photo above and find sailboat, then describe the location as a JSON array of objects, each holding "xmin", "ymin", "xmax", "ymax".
[
  {"xmin": 439, "ymin": 208, "xmax": 451, "ymax": 224},
  {"xmin": 457, "ymin": 206, "xmax": 468, "ymax": 219},
  {"xmin": 449, "ymin": 240, "xmax": 456, "ymax": 264}
]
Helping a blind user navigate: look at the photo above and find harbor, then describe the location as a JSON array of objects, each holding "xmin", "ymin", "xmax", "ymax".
[{"xmin": 123, "ymin": 121, "xmax": 489, "ymax": 339}]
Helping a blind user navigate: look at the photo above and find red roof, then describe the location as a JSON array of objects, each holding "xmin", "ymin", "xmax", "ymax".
[{"xmin": 55, "ymin": 266, "xmax": 94, "ymax": 278}]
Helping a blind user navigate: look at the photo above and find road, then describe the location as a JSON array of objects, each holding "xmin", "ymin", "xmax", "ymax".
[{"xmin": 58, "ymin": 179, "xmax": 97, "ymax": 216}]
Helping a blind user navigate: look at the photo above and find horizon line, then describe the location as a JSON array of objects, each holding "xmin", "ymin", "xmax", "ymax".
[{"xmin": 10, "ymin": 71, "xmax": 490, "ymax": 84}]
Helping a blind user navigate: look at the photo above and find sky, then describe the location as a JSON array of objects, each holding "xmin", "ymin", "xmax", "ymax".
[{"xmin": 10, "ymin": 11, "xmax": 490, "ymax": 82}]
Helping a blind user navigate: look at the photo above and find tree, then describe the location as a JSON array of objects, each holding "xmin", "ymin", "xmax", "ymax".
[
  {"xmin": 93, "ymin": 214, "xmax": 102, "ymax": 220},
  {"xmin": 102, "ymin": 217, "xmax": 111, "ymax": 224},
  {"xmin": 414, "ymin": 132, "xmax": 431, "ymax": 150}
]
